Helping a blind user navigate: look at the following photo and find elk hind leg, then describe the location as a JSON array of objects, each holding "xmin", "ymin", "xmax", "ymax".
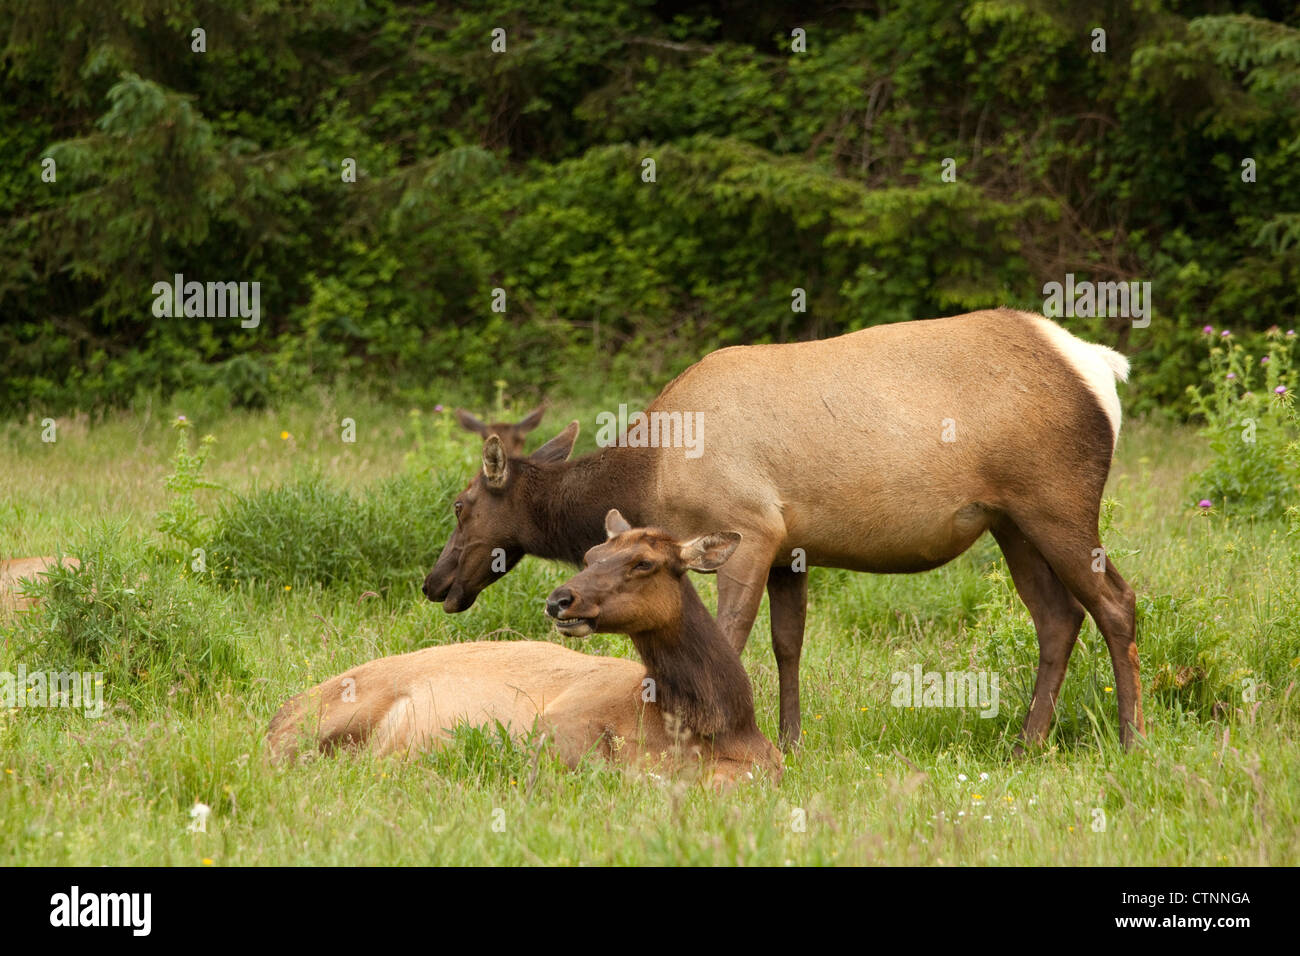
[{"xmin": 991, "ymin": 517, "xmax": 1086, "ymax": 752}]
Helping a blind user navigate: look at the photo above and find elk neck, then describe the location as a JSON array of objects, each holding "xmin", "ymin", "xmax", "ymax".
[
  {"xmin": 627, "ymin": 576, "xmax": 759, "ymax": 740},
  {"xmin": 516, "ymin": 446, "xmax": 654, "ymax": 565}
]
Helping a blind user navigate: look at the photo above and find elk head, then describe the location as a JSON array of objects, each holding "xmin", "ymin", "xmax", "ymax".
[
  {"xmin": 544, "ymin": 509, "xmax": 740, "ymax": 638},
  {"xmin": 454, "ymin": 405, "xmax": 546, "ymax": 457},
  {"xmin": 423, "ymin": 420, "xmax": 579, "ymax": 611}
]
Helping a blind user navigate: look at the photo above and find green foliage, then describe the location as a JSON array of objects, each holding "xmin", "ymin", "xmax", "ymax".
[
  {"xmin": 0, "ymin": 1, "xmax": 1298, "ymax": 417},
  {"xmin": 205, "ymin": 469, "xmax": 460, "ymax": 592},
  {"xmin": 154, "ymin": 416, "xmax": 222, "ymax": 562},
  {"xmin": 10, "ymin": 525, "xmax": 248, "ymax": 710},
  {"xmin": 1186, "ymin": 327, "xmax": 1300, "ymax": 518}
]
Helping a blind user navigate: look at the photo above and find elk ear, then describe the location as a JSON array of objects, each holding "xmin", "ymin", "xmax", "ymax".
[
  {"xmin": 515, "ymin": 404, "xmax": 546, "ymax": 434},
  {"xmin": 530, "ymin": 420, "xmax": 579, "ymax": 465},
  {"xmin": 605, "ymin": 509, "xmax": 632, "ymax": 539},
  {"xmin": 456, "ymin": 409, "xmax": 488, "ymax": 437},
  {"xmin": 482, "ymin": 434, "xmax": 508, "ymax": 488},
  {"xmin": 679, "ymin": 532, "xmax": 741, "ymax": 573}
]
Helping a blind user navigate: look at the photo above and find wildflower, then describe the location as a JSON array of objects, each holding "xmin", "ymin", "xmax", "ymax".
[
  {"xmin": 202, "ymin": 858, "xmax": 213, "ymax": 866},
  {"xmin": 187, "ymin": 802, "xmax": 211, "ymax": 833},
  {"xmin": 958, "ymin": 773, "xmax": 967, "ymax": 782},
  {"xmin": 1276, "ymin": 386, "xmax": 1288, "ymax": 396},
  {"xmin": 177, "ymin": 415, "xmax": 187, "ymax": 422},
  {"xmin": 1226, "ymin": 372, "xmax": 1236, "ymax": 380},
  {"xmin": 979, "ymin": 772, "xmax": 989, "ymax": 781},
  {"xmin": 1221, "ymin": 330, "xmax": 1231, "ymax": 338},
  {"xmin": 1261, "ymin": 356, "xmax": 1270, "ymax": 365},
  {"xmin": 284, "ymin": 585, "xmax": 292, "ymax": 591},
  {"xmin": 1202, "ymin": 325, "xmax": 1214, "ymax": 335},
  {"xmin": 1198, "ymin": 500, "xmax": 1212, "ymax": 510},
  {"xmin": 1104, "ymin": 686, "xmax": 1113, "ymax": 693},
  {"xmin": 280, "ymin": 430, "xmax": 290, "ymax": 440},
  {"xmin": 434, "ymin": 404, "xmax": 444, "ymax": 412}
]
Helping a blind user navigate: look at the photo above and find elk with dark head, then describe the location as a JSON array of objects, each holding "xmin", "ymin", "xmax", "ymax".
[{"xmin": 424, "ymin": 309, "xmax": 1143, "ymax": 751}]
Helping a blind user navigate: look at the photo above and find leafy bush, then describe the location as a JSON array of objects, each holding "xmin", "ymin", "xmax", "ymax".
[
  {"xmin": 10, "ymin": 526, "xmax": 248, "ymax": 710},
  {"xmin": 206, "ymin": 469, "xmax": 461, "ymax": 593},
  {"xmin": 1186, "ymin": 326, "xmax": 1300, "ymax": 518}
]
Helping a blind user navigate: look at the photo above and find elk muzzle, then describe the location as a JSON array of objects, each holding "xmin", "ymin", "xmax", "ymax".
[{"xmin": 545, "ymin": 586, "xmax": 596, "ymax": 637}]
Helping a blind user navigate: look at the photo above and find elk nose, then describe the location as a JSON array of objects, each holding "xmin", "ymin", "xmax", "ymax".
[{"xmin": 546, "ymin": 588, "xmax": 574, "ymax": 619}]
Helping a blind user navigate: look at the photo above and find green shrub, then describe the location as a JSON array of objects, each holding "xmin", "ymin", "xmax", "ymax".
[
  {"xmin": 206, "ymin": 469, "xmax": 461, "ymax": 593},
  {"xmin": 1186, "ymin": 327, "xmax": 1299, "ymax": 518},
  {"xmin": 10, "ymin": 525, "xmax": 248, "ymax": 711}
]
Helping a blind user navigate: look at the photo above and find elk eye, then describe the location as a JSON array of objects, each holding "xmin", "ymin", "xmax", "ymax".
[
  {"xmin": 634, "ymin": 560, "xmax": 654, "ymax": 573},
  {"xmin": 454, "ymin": 501, "xmax": 464, "ymax": 517}
]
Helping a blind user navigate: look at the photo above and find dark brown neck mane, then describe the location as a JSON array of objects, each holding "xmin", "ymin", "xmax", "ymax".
[
  {"xmin": 514, "ymin": 446, "xmax": 654, "ymax": 565},
  {"xmin": 627, "ymin": 577, "xmax": 759, "ymax": 739}
]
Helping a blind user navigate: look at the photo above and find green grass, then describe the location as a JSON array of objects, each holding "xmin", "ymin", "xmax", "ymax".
[{"xmin": 1, "ymin": 401, "xmax": 1297, "ymax": 865}]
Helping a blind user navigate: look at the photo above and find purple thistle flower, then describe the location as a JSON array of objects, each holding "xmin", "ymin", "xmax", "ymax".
[
  {"xmin": 1203, "ymin": 325, "xmax": 1214, "ymax": 334},
  {"xmin": 1261, "ymin": 356, "xmax": 1270, "ymax": 364},
  {"xmin": 177, "ymin": 415, "xmax": 187, "ymax": 421},
  {"xmin": 434, "ymin": 404, "xmax": 444, "ymax": 412},
  {"xmin": 1221, "ymin": 330, "xmax": 1231, "ymax": 337},
  {"xmin": 1198, "ymin": 500, "xmax": 1212, "ymax": 509},
  {"xmin": 1289, "ymin": 330, "xmax": 1296, "ymax": 337},
  {"xmin": 1227, "ymin": 372, "xmax": 1236, "ymax": 380},
  {"xmin": 1276, "ymin": 385, "xmax": 1287, "ymax": 395}
]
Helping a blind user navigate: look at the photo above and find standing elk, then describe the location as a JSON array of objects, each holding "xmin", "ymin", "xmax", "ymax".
[
  {"xmin": 268, "ymin": 510, "xmax": 781, "ymax": 784},
  {"xmin": 454, "ymin": 405, "xmax": 546, "ymax": 456},
  {"xmin": 423, "ymin": 309, "xmax": 1144, "ymax": 751}
]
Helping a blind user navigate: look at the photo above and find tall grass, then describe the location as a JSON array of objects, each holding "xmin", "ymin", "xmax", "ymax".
[{"xmin": 0, "ymin": 395, "xmax": 1297, "ymax": 865}]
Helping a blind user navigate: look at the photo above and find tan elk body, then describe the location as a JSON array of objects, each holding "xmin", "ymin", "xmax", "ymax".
[
  {"xmin": 1, "ymin": 556, "xmax": 79, "ymax": 613},
  {"xmin": 425, "ymin": 309, "xmax": 1144, "ymax": 749},
  {"xmin": 268, "ymin": 513, "xmax": 781, "ymax": 784}
]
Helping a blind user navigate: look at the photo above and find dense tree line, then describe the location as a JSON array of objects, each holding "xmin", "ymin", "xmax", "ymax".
[{"xmin": 1, "ymin": 0, "xmax": 1297, "ymax": 414}]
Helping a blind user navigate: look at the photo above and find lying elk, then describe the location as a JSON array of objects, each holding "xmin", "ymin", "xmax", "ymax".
[
  {"xmin": 424, "ymin": 308, "xmax": 1144, "ymax": 751},
  {"xmin": 454, "ymin": 405, "xmax": 546, "ymax": 456},
  {"xmin": 268, "ymin": 510, "xmax": 780, "ymax": 784},
  {"xmin": 1, "ymin": 556, "xmax": 79, "ymax": 614}
]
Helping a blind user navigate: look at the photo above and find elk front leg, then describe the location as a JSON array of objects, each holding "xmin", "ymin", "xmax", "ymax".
[{"xmin": 714, "ymin": 544, "xmax": 776, "ymax": 655}]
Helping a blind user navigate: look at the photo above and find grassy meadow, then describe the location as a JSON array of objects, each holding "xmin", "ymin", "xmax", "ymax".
[{"xmin": 1, "ymin": 394, "xmax": 1297, "ymax": 866}]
